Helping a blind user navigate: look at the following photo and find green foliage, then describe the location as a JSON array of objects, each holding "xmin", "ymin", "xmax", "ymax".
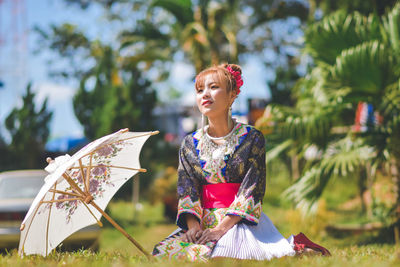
[
  {"xmin": 268, "ymin": 65, "xmax": 300, "ymax": 107},
  {"xmin": 72, "ymin": 45, "xmax": 156, "ymax": 139},
  {"xmin": 36, "ymin": 19, "xmax": 157, "ymax": 140},
  {"xmin": 4, "ymin": 83, "xmax": 53, "ymax": 169},
  {"xmin": 262, "ymin": 4, "xmax": 400, "ymax": 217},
  {"xmin": 305, "ymin": 11, "xmax": 382, "ymax": 65},
  {"xmin": 151, "ymin": 0, "xmax": 194, "ymax": 26},
  {"xmin": 283, "ymin": 137, "xmax": 375, "ymax": 212},
  {"xmin": 327, "ymin": 41, "xmax": 394, "ymax": 104},
  {"xmin": 310, "ymin": 0, "xmax": 399, "ymax": 17}
]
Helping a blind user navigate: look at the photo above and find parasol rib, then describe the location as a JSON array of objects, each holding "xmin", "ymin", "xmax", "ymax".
[
  {"xmin": 48, "ymin": 189, "xmax": 80, "ymax": 198},
  {"xmin": 62, "ymin": 174, "xmax": 85, "ymax": 195},
  {"xmin": 79, "ymin": 159, "xmax": 89, "ymax": 193},
  {"xmin": 68, "ymin": 165, "xmax": 147, "ymax": 173},
  {"xmin": 79, "ymin": 200, "xmax": 103, "ymax": 227},
  {"xmin": 85, "ymin": 155, "xmax": 93, "ymax": 194},
  {"xmin": 46, "ymin": 182, "xmax": 57, "ymax": 255},
  {"xmin": 42, "ymin": 198, "xmax": 81, "ymax": 203},
  {"xmin": 89, "ymin": 200, "xmax": 152, "ymax": 260},
  {"xmin": 20, "ymin": 201, "xmax": 45, "ymax": 254}
]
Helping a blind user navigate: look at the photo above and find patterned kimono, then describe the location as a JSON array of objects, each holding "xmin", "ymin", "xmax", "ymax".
[{"xmin": 153, "ymin": 122, "xmax": 295, "ymax": 261}]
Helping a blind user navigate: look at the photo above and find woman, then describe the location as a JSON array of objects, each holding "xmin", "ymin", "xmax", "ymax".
[{"xmin": 152, "ymin": 64, "xmax": 329, "ymax": 261}]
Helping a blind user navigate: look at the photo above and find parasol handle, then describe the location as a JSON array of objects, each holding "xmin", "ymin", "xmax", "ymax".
[{"xmin": 89, "ymin": 201, "xmax": 153, "ymax": 261}]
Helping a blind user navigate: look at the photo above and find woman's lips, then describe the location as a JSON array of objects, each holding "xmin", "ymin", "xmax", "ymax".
[{"xmin": 202, "ymin": 100, "xmax": 213, "ymax": 106}]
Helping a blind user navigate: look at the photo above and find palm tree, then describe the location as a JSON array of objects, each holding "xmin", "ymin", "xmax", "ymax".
[
  {"xmin": 261, "ymin": 5, "xmax": 400, "ymax": 224},
  {"xmin": 119, "ymin": 0, "xmax": 242, "ymax": 73}
]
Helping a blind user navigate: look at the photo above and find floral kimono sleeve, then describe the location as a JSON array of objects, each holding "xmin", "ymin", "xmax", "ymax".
[
  {"xmin": 226, "ymin": 130, "xmax": 266, "ymax": 225},
  {"xmin": 176, "ymin": 136, "xmax": 203, "ymax": 230}
]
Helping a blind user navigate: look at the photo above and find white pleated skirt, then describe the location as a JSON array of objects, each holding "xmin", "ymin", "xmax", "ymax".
[{"xmin": 211, "ymin": 212, "xmax": 296, "ymax": 260}]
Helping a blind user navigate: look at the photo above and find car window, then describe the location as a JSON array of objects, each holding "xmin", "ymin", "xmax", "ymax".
[{"xmin": 0, "ymin": 176, "xmax": 45, "ymax": 199}]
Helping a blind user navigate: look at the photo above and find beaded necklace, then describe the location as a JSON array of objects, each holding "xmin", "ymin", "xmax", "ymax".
[{"xmin": 199, "ymin": 120, "xmax": 239, "ymax": 172}]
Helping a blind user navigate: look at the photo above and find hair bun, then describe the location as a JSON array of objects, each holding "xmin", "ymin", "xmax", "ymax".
[{"xmin": 220, "ymin": 63, "xmax": 242, "ymax": 74}]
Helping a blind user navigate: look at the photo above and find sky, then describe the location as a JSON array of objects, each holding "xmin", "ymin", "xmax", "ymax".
[{"xmin": 0, "ymin": 0, "xmax": 270, "ymax": 142}]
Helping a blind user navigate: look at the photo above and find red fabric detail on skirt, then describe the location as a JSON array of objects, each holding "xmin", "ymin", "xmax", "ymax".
[
  {"xmin": 293, "ymin": 232, "xmax": 331, "ymax": 256},
  {"xmin": 201, "ymin": 183, "xmax": 241, "ymax": 209}
]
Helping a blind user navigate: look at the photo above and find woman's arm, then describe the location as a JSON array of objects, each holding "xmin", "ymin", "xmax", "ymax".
[
  {"xmin": 197, "ymin": 215, "xmax": 242, "ymax": 244},
  {"xmin": 176, "ymin": 137, "xmax": 203, "ymax": 230},
  {"xmin": 225, "ymin": 130, "xmax": 266, "ymax": 225}
]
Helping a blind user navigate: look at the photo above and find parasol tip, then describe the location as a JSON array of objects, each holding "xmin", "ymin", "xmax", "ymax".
[
  {"xmin": 20, "ymin": 223, "xmax": 25, "ymax": 231},
  {"xmin": 46, "ymin": 157, "xmax": 53, "ymax": 163},
  {"xmin": 139, "ymin": 168, "xmax": 147, "ymax": 173},
  {"xmin": 121, "ymin": 128, "xmax": 129, "ymax": 133},
  {"xmin": 151, "ymin": 131, "xmax": 160, "ymax": 135}
]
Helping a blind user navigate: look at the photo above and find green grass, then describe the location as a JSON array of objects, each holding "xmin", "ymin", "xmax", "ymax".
[{"xmin": 2, "ymin": 245, "xmax": 399, "ymax": 267}]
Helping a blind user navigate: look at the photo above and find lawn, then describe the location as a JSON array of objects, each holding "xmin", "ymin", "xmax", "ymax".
[{"xmin": 1, "ymin": 241, "xmax": 399, "ymax": 267}]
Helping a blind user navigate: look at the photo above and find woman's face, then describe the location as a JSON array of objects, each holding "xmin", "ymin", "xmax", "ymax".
[{"xmin": 195, "ymin": 73, "xmax": 236, "ymax": 119}]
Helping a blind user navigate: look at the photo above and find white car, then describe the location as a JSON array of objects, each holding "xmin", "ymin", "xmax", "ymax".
[{"xmin": 0, "ymin": 170, "xmax": 99, "ymax": 251}]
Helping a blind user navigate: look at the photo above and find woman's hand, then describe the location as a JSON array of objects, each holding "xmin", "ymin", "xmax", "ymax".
[
  {"xmin": 181, "ymin": 214, "xmax": 203, "ymax": 243},
  {"xmin": 181, "ymin": 227, "xmax": 203, "ymax": 243},
  {"xmin": 197, "ymin": 227, "xmax": 225, "ymax": 245},
  {"xmin": 197, "ymin": 215, "xmax": 242, "ymax": 245}
]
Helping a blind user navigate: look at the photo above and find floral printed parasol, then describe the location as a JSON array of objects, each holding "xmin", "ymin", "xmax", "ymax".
[{"xmin": 18, "ymin": 129, "xmax": 158, "ymax": 259}]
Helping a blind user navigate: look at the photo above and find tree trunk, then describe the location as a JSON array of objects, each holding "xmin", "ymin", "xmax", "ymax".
[
  {"xmin": 358, "ymin": 168, "xmax": 367, "ymax": 214},
  {"xmin": 291, "ymin": 154, "xmax": 300, "ymax": 181},
  {"xmin": 365, "ymin": 162, "xmax": 373, "ymax": 219}
]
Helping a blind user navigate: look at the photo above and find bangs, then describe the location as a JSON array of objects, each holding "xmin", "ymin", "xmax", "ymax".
[{"xmin": 195, "ymin": 68, "xmax": 232, "ymax": 91}]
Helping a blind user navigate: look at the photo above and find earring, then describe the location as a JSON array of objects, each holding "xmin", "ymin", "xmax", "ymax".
[
  {"xmin": 228, "ymin": 106, "xmax": 232, "ymax": 129},
  {"xmin": 202, "ymin": 114, "xmax": 208, "ymax": 136}
]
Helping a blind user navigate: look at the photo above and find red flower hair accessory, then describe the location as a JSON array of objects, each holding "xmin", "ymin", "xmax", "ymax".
[{"xmin": 226, "ymin": 66, "xmax": 243, "ymax": 95}]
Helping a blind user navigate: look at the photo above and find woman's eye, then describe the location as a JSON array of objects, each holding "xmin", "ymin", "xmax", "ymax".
[
  {"xmin": 197, "ymin": 89, "xmax": 203, "ymax": 93},
  {"xmin": 211, "ymin": 85, "xmax": 218, "ymax": 89}
]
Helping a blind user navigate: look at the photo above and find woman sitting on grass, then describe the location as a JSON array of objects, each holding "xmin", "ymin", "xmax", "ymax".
[{"xmin": 152, "ymin": 63, "xmax": 330, "ymax": 261}]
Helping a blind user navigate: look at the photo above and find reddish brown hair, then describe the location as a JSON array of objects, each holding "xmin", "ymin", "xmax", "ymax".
[{"xmin": 195, "ymin": 63, "xmax": 242, "ymax": 93}]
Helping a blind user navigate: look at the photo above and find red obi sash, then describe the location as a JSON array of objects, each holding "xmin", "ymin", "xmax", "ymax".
[{"xmin": 201, "ymin": 183, "xmax": 241, "ymax": 209}]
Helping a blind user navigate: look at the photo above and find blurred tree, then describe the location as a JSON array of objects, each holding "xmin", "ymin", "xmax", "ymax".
[
  {"xmin": 0, "ymin": 134, "xmax": 11, "ymax": 171},
  {"xmin": 63, "ymin": 0, "xmax": 310, "ymax": 75},
  {"xmin": 73, "ymin": 44, "xmax": 156, "ymax": 139},
  {"xmin": 35, "ymin": 0, "xmax": 315, "ymax": 140},
  {"xmin": 121, "ymin": 0, "xmax": 243, "ymax": 73},
  {"xmin": 36, "ymin": 24, "xmax": 156, "ymax": 140},
  {"xmin": 5, "ymin": 83, "xmax": 53, "ymax": 169},
  {"xmin": 268, "ymin": 63, "xmax": 299, "ymax": 107},
  {"xmin": 34, "ymin": 23, "xmax": 92, "ymax": 80}
]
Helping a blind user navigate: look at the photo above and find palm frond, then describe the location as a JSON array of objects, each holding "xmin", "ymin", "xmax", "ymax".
[
  {"xmin": 150, "ymin": 0, "xmax": 194, "ymax": 26},
  {"xmin": 306, "ymin": 10, "xmax": 381, "ymax": 65},
  {"xmin": 283, "ymin": 137, "xmax": 375, "ymax": 214},
  {"xmin": 329, "ymin": 40, "xmax": 395, "ymax": 99},
  {"xmin": 265, "ymin": 139, "xmax": 294, "ymax": 163},
  {"xmin": 382, "ymin": 3, "xmax": 400, "ymax": 53},
  {"xmin": 119, "ymin": 21, "xmax": 170, "ymax": 49},
  {"xmin": 382, "ymin": 79, "xmax": 400, "ymax": 119},
  {"xmin": 270, "ymin": 104, "xmax": 337, "ymax": 143}
]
